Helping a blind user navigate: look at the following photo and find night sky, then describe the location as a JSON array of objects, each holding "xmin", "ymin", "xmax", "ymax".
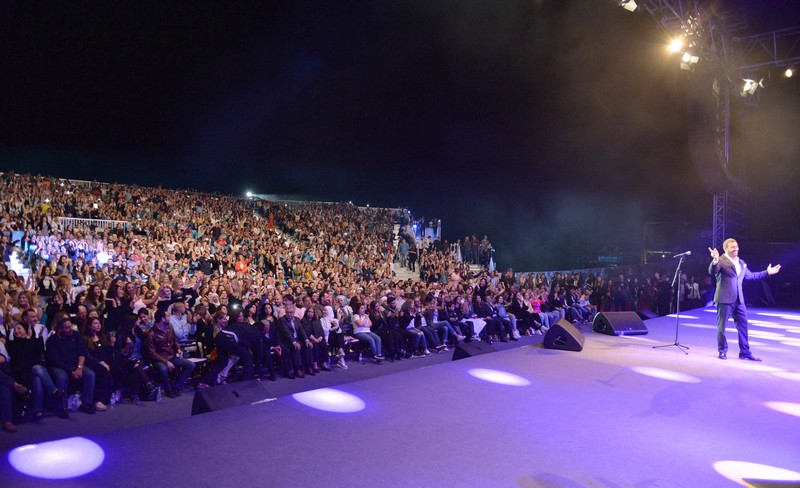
[{"xmin": 2, "ymin": 1, "xmax": 799, "ymax": 270}]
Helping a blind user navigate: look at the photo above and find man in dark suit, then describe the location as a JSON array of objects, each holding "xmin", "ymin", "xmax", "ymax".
[
  {"xmin": 275, "ymin": 295, "xmax": 312, "ymax": 378},
  {"xmin": 708, "ymin": 239, "xmax": 781, "ymax": 361}
]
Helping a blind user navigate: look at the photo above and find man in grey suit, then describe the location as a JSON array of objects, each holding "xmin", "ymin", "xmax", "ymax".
[{"xmin": 708, "ymin": 239, "xmax": 781, "ymax": 361}]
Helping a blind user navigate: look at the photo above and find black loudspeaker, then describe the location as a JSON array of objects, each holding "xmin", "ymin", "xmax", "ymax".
[
  {"xmin": 593, "ymin": 312, "xmax": 649, "ymax": 336},
  {"xmin": 543, "ymin": 319, "xmax": 585, "ymax": 352},
  {"xmin": 452, "ymin": 341, "xmax": 497, "ymax": 361},
  {"xmin": 191, "ymin": 380, "xmax": 274, "ymax": 415},
  {"xmin": 636, "ymin": 310, "xmax": 658, "ymax": 321}
]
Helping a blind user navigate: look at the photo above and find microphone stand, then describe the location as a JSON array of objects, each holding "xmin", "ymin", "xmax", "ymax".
[{"xmin": 653, "ymin": 255, "xmax": 689, "ymax": 354}]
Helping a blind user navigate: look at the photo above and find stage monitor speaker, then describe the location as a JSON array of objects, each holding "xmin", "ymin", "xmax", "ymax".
[
  {"xmin": 452, "ymin": 341, "xmax": 497, "ymax": 361},
  {"xmin": 593, "ymin": 312, "xmax": 649, "ymax": 336},
  {"xmin": 543, "ymin": 319, "xmax": 585, "ymax": 352},
  {"xmin": 191, "ymin": 380, "xmax": 274, "ymax": 415},
  {"xmin": 636, "ymin": 310, "xmax": 658, "ymax": 321}
]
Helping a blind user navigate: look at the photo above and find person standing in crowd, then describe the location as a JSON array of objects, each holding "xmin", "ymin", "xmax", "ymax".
[
  {"xmin": 398, "ymin": 238, "xmax": 409, "ymax": 269},
  {"xmin": 407, "ymin": 245, "xmax": 418, "ymax": 272}
]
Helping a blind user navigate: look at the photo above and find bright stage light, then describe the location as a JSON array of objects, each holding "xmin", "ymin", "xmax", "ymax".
[
  {"xmin": 630, "ymin": 367, "xmax": 701, "ymax": 384},
  {"xmin": 764, "ymin": 401, "xmax": 800, "ymax": 418},
  {"xmin": 619, "ymin": 0, "xmax": 637, "ymax": 12},
  {"xmin": 713, "ymin": 461, "xmax": 800, "ymax": 486},
  {"xmin": 669, "ymin": 38, "xmax": 683, "ymax": 53},
  {"xmin": 292, "ymin": 388, "xmax": 365, "ymax": 413},
  {"xmin": 246, "ymin": 191, "xmax": 253, "ymax": 198},
  {"xmin": 741, "ymin": 78, "xmax": 765, "ymax": 96},
  {"xmin": 468, "ymin": 368, "xmax": 531, "ymax": 386},
  {"xmin": 8, "ymin": 437, "xmax": 105, "ymax": 479},
  {"xmin": 786, "ymin": 68, "xmax": 794, "ymax": 78}
]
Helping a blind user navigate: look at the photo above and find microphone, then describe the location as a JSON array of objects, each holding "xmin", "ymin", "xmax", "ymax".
[{"xmin": 673, "ymin": 251, "xmax": 692, "ymax": 258}]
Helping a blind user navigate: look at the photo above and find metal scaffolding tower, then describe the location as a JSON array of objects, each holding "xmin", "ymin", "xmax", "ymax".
[{"xmin": 613, "ymin": 1, "xmax": 800, "ymax": 249}]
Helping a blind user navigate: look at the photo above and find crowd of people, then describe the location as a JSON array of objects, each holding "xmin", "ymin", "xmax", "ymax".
[{"xmin": 0, "ymin": 171, "xmax": 711, "ymax": 434}]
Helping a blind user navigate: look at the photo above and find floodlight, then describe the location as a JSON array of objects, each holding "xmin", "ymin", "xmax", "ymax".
[
  {"xmin": 741, "ymin": 78, "xmax": 762, "ymax": 96},
  {"xmin": 246, "ymin": 191, "xmax": 253, "ymax": 198},
  {"xmin": 620, "ymin": 0, "xmax": 637, "ymax": 12},
  {"xmin": 669, "ymin": 38, "xmax": 683, "ymax": 53}
]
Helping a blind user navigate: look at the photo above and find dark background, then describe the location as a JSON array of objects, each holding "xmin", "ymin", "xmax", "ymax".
[{"xmin": 1, "ymin": 0, "xmax": 799, "ymax": 270}]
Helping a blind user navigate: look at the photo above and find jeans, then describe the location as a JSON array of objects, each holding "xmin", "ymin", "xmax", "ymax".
[
  {"xmin": 432, "ymin": 321, "xmax": 454, "ymax": 343},
  {"xmin": 420, "ymin": 326, "xmax": 441, "ymax": 348},
  {"xmin": 50, "ymin": 366, "xmax": 96, "ymax": 408},
  {"xmin": 401, "ymin": 328, "xmax": 426, "ymax": 352},
  {"xmin": 152, "ymin": 357, "xmax": 196, "ymax": 394},
  {"xmin": 31, "ymin": 364, "xmax": 59, "ymax": 413},
  {"xmin": 355, "ymin": 331, "xmax": 383, "ymax": 357}
]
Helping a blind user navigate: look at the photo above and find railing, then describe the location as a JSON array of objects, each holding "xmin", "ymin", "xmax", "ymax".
[{"xmin": 57, "ymin": 217, "xmax": 131, "ymax": 231}]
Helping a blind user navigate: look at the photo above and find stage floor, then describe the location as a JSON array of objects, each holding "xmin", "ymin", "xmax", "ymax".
[{"xmin": 3, "ymin": 307, "xmax": 800, "ymax": 487}]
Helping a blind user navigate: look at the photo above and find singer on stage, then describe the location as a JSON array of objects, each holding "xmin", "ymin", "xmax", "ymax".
[{"xmin": 708, "ymin": 239, "xmax": 781, "ymax": 361}]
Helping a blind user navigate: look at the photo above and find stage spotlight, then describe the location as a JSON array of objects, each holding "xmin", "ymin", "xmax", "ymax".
[
  {"xmin": 742, "ymin": 78, "xmax": 759, "ymax": 96},
  {"xmin": 680, "ymin": 51, "xmax": 700, "ymax": 70},
  {"xmin": 246, "ymin": 191, "xmax": 253, "ymax": 198},
  {"xmin": 669, "ymin": 38, "xmax": 683, "ymax": 53},
  {"xmin": 681, "ymin": 52, "xmax": 699, "ymax": 64},
  {"xmin": 619, "ymin": 0, "xmax": 637, "ymax": 12},
  {"xmin": 785, "ymin": 68, "xmax": 794, "ymax": 78}
]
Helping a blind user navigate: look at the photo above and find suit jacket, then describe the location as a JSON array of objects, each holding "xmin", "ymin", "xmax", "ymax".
[
  {"xmin": 276, "ymin": 315, "xmax": 309, "ymax": 347},
  {"xmin": 709, "ymin": 255, "xmax": 768, "ymax": 304}
]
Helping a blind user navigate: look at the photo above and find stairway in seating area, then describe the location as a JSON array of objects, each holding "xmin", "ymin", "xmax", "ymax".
[{"xmin": 7, "ymin": 249, "xmax": 32, "ymax": 281}]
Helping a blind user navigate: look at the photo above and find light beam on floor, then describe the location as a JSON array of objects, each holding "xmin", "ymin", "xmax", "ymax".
[
  {"xmin": 8, "ymin": 437, "xmax": 105, "ymax": 479},
  {"xmin": 764, "ymin": 401, "xmax": 800, "ymax": 418},
  {"xmin": 292, "ymin": 388, "xmax": 366, "ymax": 413},
  {"xmin": 468, "ymin": 368, "xmax": 531, "ymax": 386},
  {"xmin": 630, "ymin": 366, "xmax": 701, "ymax": 383},
  {"xmin": 713, "ymin": 460, "xmax": 800, "ymax": 486}
]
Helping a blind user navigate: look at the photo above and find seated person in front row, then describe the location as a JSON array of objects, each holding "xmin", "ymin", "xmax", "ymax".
[
  {"xmin": 145, "ymin": 310, "xmax": 196, "ymax": 398},
  {"xmin": 275, "ymin": 295, "xmax": 313, "ymax": 378},
  {"xmin": 46, "ymin": 316, "xmax": 97, "ymax": 416}
]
